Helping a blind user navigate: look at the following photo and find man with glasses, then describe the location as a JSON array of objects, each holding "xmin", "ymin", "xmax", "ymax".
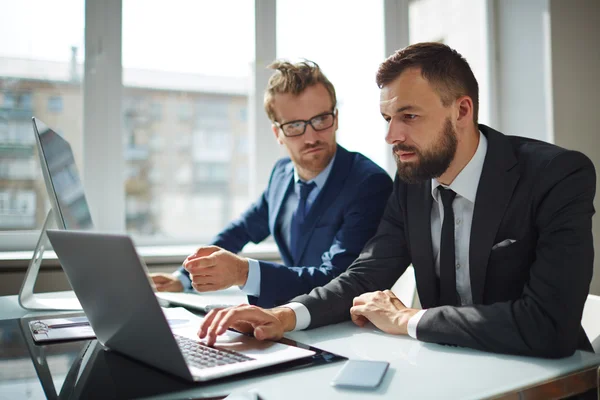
[{"xmin": 151, "ymin": 60, "xmax": 393, "ymax": 308}]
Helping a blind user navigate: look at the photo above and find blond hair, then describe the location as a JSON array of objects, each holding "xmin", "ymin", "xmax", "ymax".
[{"xmin": 263, "ymin": 60, "xmax": 336, "ymax": 122}]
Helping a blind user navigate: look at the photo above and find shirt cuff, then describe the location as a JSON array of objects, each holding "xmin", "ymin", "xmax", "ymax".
[
  {"xmin": 172, "ymin": 269, "xmax": 192, "ymax": 291},
  {"xmin": 239, "ymin": 259, "xmax": 261, "ymax": 297},
  {"xmin": 284, "ymin": 302, "xmax": 311, "ymax": 331},
  {"xmin": 407, "ymin": 309, "xmax": 427, "ymax": 339}
]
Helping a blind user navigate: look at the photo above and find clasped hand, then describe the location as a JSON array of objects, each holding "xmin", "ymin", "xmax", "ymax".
[
  {"xmin": 184, "ymin": 246, "xmax": 249, "ymax": 292},
  {"xmin": 350, "ymin": 290, "xmax": 419, "ymax": 335}
]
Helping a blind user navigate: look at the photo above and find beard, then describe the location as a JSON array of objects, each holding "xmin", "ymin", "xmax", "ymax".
[
  {"xmin": 293, "ymin": 141, "xmax": 336, "ymax": 176},
  {"xmin": 394, "ymin": 118, "xmax": 458, "ymax": 184}
]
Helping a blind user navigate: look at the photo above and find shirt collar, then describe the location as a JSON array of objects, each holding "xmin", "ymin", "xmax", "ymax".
[
  {"xmin": 293, "ymin": 149, "xmax": 337, "ymax": 191},
  {"xmin": 431, "ymin": 130, "xmax": 488, "ymax": 203}
]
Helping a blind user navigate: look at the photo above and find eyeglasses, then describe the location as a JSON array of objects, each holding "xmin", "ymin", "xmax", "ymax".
[{"xmin": 275, "ymin": 110, "xmax": 336, "ymax": 137}]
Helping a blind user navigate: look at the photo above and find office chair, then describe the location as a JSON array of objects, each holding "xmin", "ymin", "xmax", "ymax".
[{"xmin": 581, "ymin": 294, "xmax": 600, "ymax": 354}]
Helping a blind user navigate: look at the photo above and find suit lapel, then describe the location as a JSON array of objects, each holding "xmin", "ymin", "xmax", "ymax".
[
  {"xmin": 469, "ymin": 125, "xmax": 520, "ymax": 304},
  {"xmin": 407, "ymin": 181, "xmax": 439, "ymax": 307},
  {"xmin": 293, "ymin": 145, "xmax": 352, "ymax": 263},
  {"xmin": 270, "ymin": 163, "xmax": 295, "ymax": 264}
]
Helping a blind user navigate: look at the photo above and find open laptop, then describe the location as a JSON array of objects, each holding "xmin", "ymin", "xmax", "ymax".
[{"xmin": 46, "ymin": 229, "xmax": 315, "ymax": 382}]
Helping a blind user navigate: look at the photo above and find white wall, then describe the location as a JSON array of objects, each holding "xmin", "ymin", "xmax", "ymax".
[{"xmin": 549, "ymin": 0, "xmax": 600, "ymax": 295}]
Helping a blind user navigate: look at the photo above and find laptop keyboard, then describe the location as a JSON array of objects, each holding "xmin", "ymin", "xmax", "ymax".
[{"xmin": 174, "ymin": 334, "xmax": 254, "ymax": 369}]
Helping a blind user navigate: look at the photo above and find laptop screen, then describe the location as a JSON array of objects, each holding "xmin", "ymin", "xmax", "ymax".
[{"xmin": 33, "ymin": 118, "xmax": 93, "ymax": 230}]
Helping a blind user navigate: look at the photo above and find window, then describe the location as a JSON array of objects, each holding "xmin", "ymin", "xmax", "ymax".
[
  {"xmin": 178, "ymin": 102, "xmax": 193, "ymax": 122},
  {"xmin": 122, "ymin": 0, "xmax": 254, "ymax": 241},
  {"xmin": 149, "ymin": 102, "xmax": 162, "ymax": 121},
  {"xmin": 1, "ymin": 1, "xmax": 497, "ymax": 253},
  {"xmin": 2, "ymin": 91, "xmax": 32, "ymax": 109},
  {"xmin": 0, "ymin": 0, "xmax": 84, "ymax": 234},
  {"xmin": 277, "ymin": 0, "xmax": 386, "ymax": 169},
  {"xmin": 409, "ymin": 0, "xmax": 491, "ymax": 125},
  {"xmin": 239, "ymin": 107, "xmax": 247, "ymax": 123},
  {"xmin": 21, "ymin": 92, "xmax": 33, "ymax": 109},
  {"xmin": 0, "ymin": 190, "xmax": 37, "ymax": 229},
  {"xmin": 47, "ymin": 96, "xmax": 64, "ymax": 113},
  {"xmin": 2, "ymin": 92, "xmax": 15, "ymax": 108}
]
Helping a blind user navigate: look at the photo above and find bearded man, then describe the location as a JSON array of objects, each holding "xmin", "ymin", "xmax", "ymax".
[{"xmin": 198, "ymin": 43, "xmax": 596, "ymax": 362}]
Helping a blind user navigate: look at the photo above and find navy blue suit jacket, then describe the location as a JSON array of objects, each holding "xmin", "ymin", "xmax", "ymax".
[{"xmin": 179, "ymin": 145, "xmax": 393, "ymax": 307}]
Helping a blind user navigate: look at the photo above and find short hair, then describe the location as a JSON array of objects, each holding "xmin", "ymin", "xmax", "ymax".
[
  {"xmin": 263, "ymin": 60, "xmax": 337, "ymax": 122},
  {"xmin": 376, "ymin": 42, "xmax": 479, "ymax": 124}
]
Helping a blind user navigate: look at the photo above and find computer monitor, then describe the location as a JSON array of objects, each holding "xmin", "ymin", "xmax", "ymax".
[
  {"xmin": 34, "ymin": 118, "xmax": 94, "ymax": 230},
  {"xmin": 18, "ymin": 117, "xmax": 94, "ymax": 310}
]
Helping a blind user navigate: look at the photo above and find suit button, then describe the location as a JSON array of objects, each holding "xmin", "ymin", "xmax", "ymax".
[
  {"xmin": 456, "ymin": 263, "xmax": 461, "ymax": 269},
  {"xmin": 456, "ymin": 218, "xmax": 461, "ymax": 225}
]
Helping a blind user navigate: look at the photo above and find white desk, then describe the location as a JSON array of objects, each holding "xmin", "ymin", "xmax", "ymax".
[
  {"xmin": 1, "ymin": 293, "xmax": 599, "ymax": 399},
  {"xmin": 138, "ymin": 321, "xmax": 600, "ymax": 400}
]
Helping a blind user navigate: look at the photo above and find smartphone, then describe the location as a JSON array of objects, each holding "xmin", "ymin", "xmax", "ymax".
[{"xmin": 330, "ymin": 360, "xmax": 390, "ymax": 389}]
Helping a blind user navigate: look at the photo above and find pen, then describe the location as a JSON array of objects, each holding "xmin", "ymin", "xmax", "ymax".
[{"xmin": 47, "ymin": 321, "xmax": 90, "ymax": 329}]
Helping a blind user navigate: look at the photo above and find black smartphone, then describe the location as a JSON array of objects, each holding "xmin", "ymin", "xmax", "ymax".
[{"xmin": 330, "ymin": 360, "xmax": 390, "ymax": 389}]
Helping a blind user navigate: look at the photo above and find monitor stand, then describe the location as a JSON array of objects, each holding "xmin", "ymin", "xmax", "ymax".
[{"xmin": 18, "ymin": 209, "xmax": 82, "ymax": 311}]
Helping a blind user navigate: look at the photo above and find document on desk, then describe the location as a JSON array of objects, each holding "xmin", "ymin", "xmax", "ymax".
[{"xmin": 28, "ymin": 307, "xmax": 201, "ymax": 343}]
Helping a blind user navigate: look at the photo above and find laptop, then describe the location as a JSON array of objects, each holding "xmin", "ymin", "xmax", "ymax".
[{"xmin": 46, "ymin": 229, "xmax": 315, "ymax": 382}]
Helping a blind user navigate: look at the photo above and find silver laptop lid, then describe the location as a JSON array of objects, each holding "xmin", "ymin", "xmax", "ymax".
[{"xmin": 46, "ymin": 229, "xmax": 192, "ymax": 379}]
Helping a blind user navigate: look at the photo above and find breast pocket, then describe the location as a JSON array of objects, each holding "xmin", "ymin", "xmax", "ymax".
[
  {"xmin": 486, "ymin": 239, "xmax": 532, "ymax": 299},
  {"xmin": 489, "ymin": 239, "xmax": 527, "ymax": 260}
]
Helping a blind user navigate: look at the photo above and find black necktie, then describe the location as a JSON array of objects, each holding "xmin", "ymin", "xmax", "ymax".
[
  {"xmin": 438, "ymin": 187, "xmax": 458, "ymax": 306},
  {"xmin": 290, "ymin": 181, "xmax": 316, "ymax": 261}
]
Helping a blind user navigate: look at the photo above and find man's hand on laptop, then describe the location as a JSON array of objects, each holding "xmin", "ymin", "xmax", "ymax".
[
  {"xmin": 150, "ymin": 273, "xmax": 184, "ymax": 292},
  {"xmin": 184, "ymin": 246, "xmax": 249, "ymax": 292},
  {"xmin": 198, "ymin": 305, "xmax": 297, "ymax": 346}
]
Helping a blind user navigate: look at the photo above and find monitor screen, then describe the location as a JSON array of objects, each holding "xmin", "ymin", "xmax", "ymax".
[{"xmin": 33, "ymin": 118, "xmax": 94, "ymax": 230}]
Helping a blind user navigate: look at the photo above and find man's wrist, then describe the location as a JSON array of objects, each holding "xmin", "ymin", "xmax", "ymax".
[
  {"xmin": 237, "ymin": 257, "xmax": 250, "ymax": 286},
  {"xmin": 272, "ymin": 307, "xmax": 297, "ymax": 332},
  {"xmin": 173, "ymin": 269, "xmax": 192, "ymax": 291},
  {"xmin": 405, "ymin": 309, "xmax": 426, "ymax": 338}
]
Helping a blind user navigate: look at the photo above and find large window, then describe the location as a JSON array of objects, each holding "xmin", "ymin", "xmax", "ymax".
[
  {"xmin": 0, "ymin": 0, "xmax": 84, "ymax": 233},
  {"xmin": 122, "ymin": 0, "xmax": 254, "ymax": 241},
  {"xmin": 277, "ymin": 0, "xmax": 387, "ymax": 169},
  {"xmin": 1, "ymin": 1, "xmax": 498, "ymax": 252}
]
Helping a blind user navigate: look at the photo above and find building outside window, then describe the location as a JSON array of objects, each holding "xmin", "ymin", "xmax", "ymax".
[
  {"xmin": 122, "ymin": 0, "xmax": 254, "ymax": 241},
  {"xmin": 0, "ymin": 0, "xmax": 84, "ymax": 232},
  {"xmin": 47, "ymin": 96, "xmax": 64, "ymax": 113}
]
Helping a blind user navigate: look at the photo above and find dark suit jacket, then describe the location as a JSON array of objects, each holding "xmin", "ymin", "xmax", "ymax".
[
  {"xmin": 293, "ymin": 125, "xmax": 596, "ymax": 358},
  {"xmin": 179, "ymin": 145, "xmax": 393, "ymax": 308}
]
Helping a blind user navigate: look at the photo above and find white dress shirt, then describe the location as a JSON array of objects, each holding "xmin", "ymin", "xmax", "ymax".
[{"xmin": 292, "ymin": 131, "xmax": 488, "ymax": 335}]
